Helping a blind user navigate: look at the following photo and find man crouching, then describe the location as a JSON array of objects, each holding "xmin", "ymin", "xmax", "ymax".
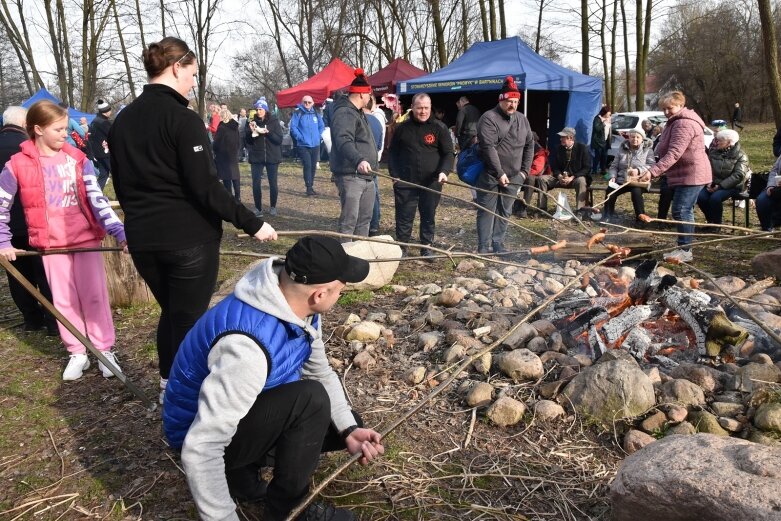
[{"xmin": 162, "ymin": 236, "xmax": 384, "ymax": 521}]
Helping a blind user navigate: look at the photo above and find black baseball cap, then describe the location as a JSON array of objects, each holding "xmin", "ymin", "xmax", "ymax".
[{"xmin": 284, "ymin": 236, "xmax": 370, "ymax": 285}]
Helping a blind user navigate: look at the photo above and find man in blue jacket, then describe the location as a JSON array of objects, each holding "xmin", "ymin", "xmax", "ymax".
[
  {"xmin": 163, "ymin": 236, "xmax": 384, "ymax": 521},
  {"xmin": 290, "ymin": 95, "xmax": 325, "ymax": 196}
]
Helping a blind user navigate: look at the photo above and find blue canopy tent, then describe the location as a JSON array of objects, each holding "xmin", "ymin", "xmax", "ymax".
[
  {"xmin": 21, "ymin": 88, "xmax": 96, "ymax": 124},
  {"xmin": 400, "ymin": 37, "xmax": 602, "ymax": 147}
]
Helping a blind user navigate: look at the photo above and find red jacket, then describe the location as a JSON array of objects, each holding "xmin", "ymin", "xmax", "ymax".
[
  {"xmin": 10, "ymin": 140, "xmax": 105, "ymax": 250},
  {"xmin": 648, "ymin": 107, "xmax": 711, "ymax": 187},
  {"xmin": 529, "ymin": 146, "xmax": 550, "ymax": 176}
]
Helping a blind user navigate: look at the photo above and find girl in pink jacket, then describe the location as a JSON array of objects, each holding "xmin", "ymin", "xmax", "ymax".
[{"xmin": 0, "ymin": 101, "xmax": 127, "ymax": 381}]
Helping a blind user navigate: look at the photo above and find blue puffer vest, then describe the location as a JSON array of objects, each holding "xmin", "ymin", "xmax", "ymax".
[{"xmin": 162, "ymin": 294, "xmax": 317, "ymax": 448}]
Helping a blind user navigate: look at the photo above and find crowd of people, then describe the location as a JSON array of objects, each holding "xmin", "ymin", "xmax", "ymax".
[{"xmin": 2, "ymin": 33, "xmax": 781, "ymax": 521}]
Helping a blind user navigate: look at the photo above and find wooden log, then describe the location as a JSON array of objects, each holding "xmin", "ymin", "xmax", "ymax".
[
  {"xmin": 101, "ymin": 236, "xmax": 154, "ymax": 308},
  {"xmin": 733, "ymin": 277, "xmax": 775, "ymax": 299},
  {"xmin": 601, "ymin": 304, "xmax": 662, "ymax": 345}
]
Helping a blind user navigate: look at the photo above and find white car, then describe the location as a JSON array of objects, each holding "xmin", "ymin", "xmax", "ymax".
[{"xmin": 607, "ymin": 111, "xmax": 714, "ymax": 159}]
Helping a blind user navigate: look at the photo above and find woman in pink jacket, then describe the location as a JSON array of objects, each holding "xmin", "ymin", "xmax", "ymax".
[{"xmin": 647, "ymin": 91, "xmax": 711, "ymax": 262}]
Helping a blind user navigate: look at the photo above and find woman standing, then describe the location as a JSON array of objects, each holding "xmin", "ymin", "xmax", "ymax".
[
  {"xmin": 646, "ymin": 91, "xmax": 710, "ymax": 262},
  {"xmin": 246, "ymin": 97, "xmax": 283, "ymax": 216},
  {"xmin": 213, "ymin": 109, "xmax": 241, "ymax": 201},
  {"xmin": 697, "ymin": 129, "xmax": 749, "ymax": 227},
  {"xmin": 108, "ymin": 37, "xmax": 276, "ymax": 402},
  {"xmin": 590, "ymin": 106, "xmax": 611, "ymax": 176},
  {"xmin": 604, "ymin": 128, "xmax": 656, "ymax": 223}
]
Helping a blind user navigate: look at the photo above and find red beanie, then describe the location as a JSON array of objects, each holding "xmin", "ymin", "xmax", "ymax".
[
  {"xmin": 348, "ymin": 68, "xmax": 372, "ymax": 94},
  {"xmin": 499, "ymin": 76, "xmax": 521, "ymax": 101}
]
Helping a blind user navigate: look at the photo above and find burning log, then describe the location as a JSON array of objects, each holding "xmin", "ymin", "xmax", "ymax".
[
  {"xmin": 622, "ymin": 328, "xmax": 654, "ymax": 361},
  {"xmin": 589, "ymin": 325, "xmax": 607, "ymax": 358},
  {"xmin": 658, "ymin": 285, "xmax": 749, "ymax": 357},
  {"xmin": 601, "ymin": 305, "xmax": 663, "ymax": 345}
]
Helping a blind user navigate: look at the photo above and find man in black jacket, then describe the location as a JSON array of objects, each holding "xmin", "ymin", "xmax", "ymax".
[
  {"xmin": 329, "ymin": 69, "xmax": 378, "ymax": 242},
  {"xmin": 389, "ymin": 93, "xmax": 453, "ymax": 260},
  {"xmin": 455, "ymin": 96, "xmax": 481, "ymax": 150},
  {"xmin": 0, "ymin": 106, "xmax": 57, "ymax": 334},
  {"xmin": 539, "ymin": 127, "xmax": 592, "ymax": 210},
  {"xmin": 89, "ymin": 99, "xmax": 113, "ymax": 188}
]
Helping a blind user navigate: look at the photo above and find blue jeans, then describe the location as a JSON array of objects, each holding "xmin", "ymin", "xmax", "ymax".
[
  {"xmin": 298, "ymin": 146, "xmax": 319, "ymax": 191},
  {"xmin": 671, "ymin": 185, "xmax": 704, "ymax": 248},
  {"xmin": 370, "ymin": 177, "xmax": 381, "ymax": 232},
  {"xmin": 756, "ymin": 188, "xmax": 781, "ymax": 230},
  {"xmin": 696, "ymin": 186, "xmax": 739, "ymax": 225},
  {"xmin": 250, "ymin": 162, "xmax": 279, "ymax": 212}
]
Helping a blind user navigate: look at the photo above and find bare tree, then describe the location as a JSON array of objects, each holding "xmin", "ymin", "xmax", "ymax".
[
  {"xmin": 81, "ymin": 0, "xmax": 113, "ymax": 111},
  {"xmin": 111, "ymin": 0, "xmax": 136, "ymax": 100},
  {"xmin": 0, "ymin": 0, "xmax": 45, "ymax": 94},
  {"xmin": 758, "ymin": 0, "xmax": 781, "ymax": 126},
  {"xmin": 634, "ymin": 0, "xmax": 652, "ymax": 109},
  {"xmin": 581, "ymin": 0, "xmax": 589, "ymax": 73},
  {"xmin": 620, "ymin": 0, "xmax": 631, "ymax": 110}
]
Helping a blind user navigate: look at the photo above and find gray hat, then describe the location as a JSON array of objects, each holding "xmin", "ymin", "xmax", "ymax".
[
  {"xmin": 557, "ymin": 127, "xmax": 576, "ymax": 138},
  {"xmin": 626, "ymin": 128, "xmax": 644, "ymax": 137}
]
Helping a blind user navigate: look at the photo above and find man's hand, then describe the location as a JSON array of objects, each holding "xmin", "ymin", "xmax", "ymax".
[
  {"xmin": 345, "ymin": 427, "xmax": 384, "ymax": 465},
  {"xmin": 559, "ymin": 174, "xmax": 573, "ymax": 187},
  {"xmin": 253, "ymin": 222, "xmax": 278, "ymax": 242},
  {"xmin": 707, "ymin": 184, "xmax": 717, "ymax": 193},
  {"xmin": 357, "ymin": 161, "xmax": 372, "ymax": 174},
  {"xmin": 438, "ymin": 172, "xmax": 448, "ymax": 184},
  {"xmin": 498, "ymin": 174, "xmax": 510, "ymax": 187},
  {"xmin": 0, "ymin": 247, "xmax": 21, "ymax": 261}
]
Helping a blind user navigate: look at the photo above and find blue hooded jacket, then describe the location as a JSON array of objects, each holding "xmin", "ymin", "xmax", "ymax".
[{"xmin": 290, "ymin": 103, "xmax": 324, "ymax": 148}]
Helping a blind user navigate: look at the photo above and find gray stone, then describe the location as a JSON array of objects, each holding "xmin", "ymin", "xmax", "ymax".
[
  {"xmin": 561, "ymin": 359, "xmax": 656, "ymax": 426},
  {"xmin": 733, "ymin": 362, "xmax": 781, "ymax": 392},
  {"xmin": 386, "ymin": 310, "xmax": 403, "ymax": 324},
  {"xmin": 486, "ymin": 396, "xmax": 526, "ymax": 427},
  {"xmin": 443, "ymin": 345, "xmax": 466, "ymax": 364},
  {"xmin": 471, "ymin": 351, "xmax": 492, "ymax": 375},
  {"xmin": 711, "ymin": 401, "xmax": 744, "ymax": 417},
  {"xmin": 752, "ymin": 247, "xmax": 781, "ymax": 280},
  {"xmin": 526, "ymin": 336, "xmax": 548, "ymax": 354},
  {"xmin": 365, "ymin": 312, "xmax": 386, "ymax": 323},
  {"xmin": 403, "ymin": 366, "xmax": 426, "ymax": 386},
  {"xmin": 496, "ymin": 349, "xmax": 544, "ymax": 382},
  {"xmin": 611, "ymin": 434, "xmax": 781, "ymax": 521},
  {"xmin": 752, "ymin": 294, "xmax": 781, "ymax": 314},
  {"xmin": 704, "ymin": 275, "xmax": 746, "ymax": 294},
  {"xmin": 670, "ymin": 363, "xmax": 724, "ymax": 393},
  {"xmin": 596, "ymin": 349, "xmax": 637, "ymax": 366},
  {"xmin": 455, "ymin": 259, "xmax": 484, "ymax": 273},
  {"xmin": 346, "ymin": 321, "xmax": 383, "ymax": 342},
  {"xmin": 750, "ymin": 353, "xmax": 774, "ymax": 365},
  {"xmin": 530, "ymin": 319, "xmax": 556, "ymax": 337},
  {"xmin": 644, "ymin": 367, "xmax": 662, "ymax": 385},
  {"xmin": 623, "ymin": 429, "xmax": 656, "ymax": 454},
  {"xmin": 718, "ymin": 417, "xmax": 743, "ymax": 433},
  {"xmin": 543, "ymin": 278, "xmax": 565, "ymax": 294},
  {"xmin": 658, "ymin": 379, "xmax": 706, "ymax": 408},
  {"xmin": 688, "ymin": 410, "xmax": 729, "ymax": 436},
  {"xmin": 754, "ymin": 403, "xmax": 781, "ymax": 434},
  {"xmin": 418, "ymin": 283, "xmax": 442, "ymax": 295},
  {"xmin": 763, "ymin": 286, "xmax": 781, "ymax": 302},
  {"xmin": 437, "ymin": 288, "xmax": 464, "ymax": 307},
  {"xmin": 424, "ymin": 309, "xmax": 445, "ymax": 326},
  {"xmin": 417, "ymin": 332, "xmax": 442, "ymax": 352},
  {"xmin": 534, "ymin": 400, "xmax": 565, "ymax": 421},
  {"xmin": 666, "ymin": 421, "xmax": 696, "ymax": 435},
  {"xmin": 749, "ymin": 430, "xmax": 781, "ymax": 446},
  {"xmin": 343, "ymin": 236, "xmax": 401, "ymax": 290},
  {"xmin": 466, "ymin": 382, "xmax": 494, "ymax": 407},
  {"xmin": 500, "ymin": 323, "xmax": 537, "ymax": 349},
  {"xmin": 353, "ymin": 351, "xmax": 376, "ymax": 370}
]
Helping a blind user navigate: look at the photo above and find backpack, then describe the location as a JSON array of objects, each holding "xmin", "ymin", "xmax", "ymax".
[{"xmin": 456, "ymin": 143, "xmax": 483, "ymax": 186}]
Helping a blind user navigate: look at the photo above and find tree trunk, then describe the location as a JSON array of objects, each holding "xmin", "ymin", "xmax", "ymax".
[
  {"xmin": 431, "ymin": 0, "xmax": 447, "ymax": 67},
  {"xmin": 478, "ymin": 0, "xmax": 489, "ymax": 41},
  {"xmin": 111, "ymin": 0, "xmax": 136, "ymax": 100},
  {"xmin": 634, "ymin": 0, "xmax": 644, "ymax": 110},
  {"xmin": 160, "ymin": 0, "xmax": 165, "ymax": 36},
  {"xmin": 43, "ymin": 0, "xmax": 69, "ymax": 104},
  {"xmin": 498, "ymin": 0, "xmax": 506, "ymax": 39},
  {"xmin": 535, "ymin": 0, "xmax": 544, "ymax": 52},
  {"xmin": 609, "ymin": 0, "xmax": 618, "ymax": 109},
  {"xmin": 488, "ymin": 0, "xmax": 497, "ymax": 40},
  {"xmin": 581, "ymin": 0, "xmax": 589, "ymax": 74},
  {"xmin": 57, "ymin": 0, "xmax": 74, "ymax": 106},
  {"xmin": 758, "ymin": 0, "xmax": 781, "ymax": 126},
  {"xmin": 620, "ymin": 0, "xmax": 631, "ymax": 110},
  {"xmin": 600, "ymin": 0, "xmax": 608, "ymax": 104},
  {"xmin": 134, "ymin": 0, "xmax": 146, "ymax": 50},
  {"xmin": 461, "ymin": 0, "xmax": 468, "ymax": 52}
]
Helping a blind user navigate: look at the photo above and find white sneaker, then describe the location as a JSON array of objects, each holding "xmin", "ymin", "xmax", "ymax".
[
  {"xmin": 63, "ymin": 354, "xmax": 90, "ymax": 381},
  {"xmin": 98, "ymin": 351, "xmax": 122, "ymax": 378},
  {"xmin": 664, "ymin": 248, "xmax": 693, "ymax": 263},
  {"xmin": 159, "ymin": 377, "xmax": 168, "ymax": 405}
]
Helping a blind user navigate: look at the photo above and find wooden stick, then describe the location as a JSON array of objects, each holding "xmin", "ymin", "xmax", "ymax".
[
  {"xmin": 0, "ymin": 256, "xmax": 156, "ymax": 410},
  {"xmin": 283, "ymin": 252, "xmax": 620, "ymax": 520}
]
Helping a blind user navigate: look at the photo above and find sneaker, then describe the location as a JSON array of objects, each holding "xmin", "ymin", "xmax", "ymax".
[
  {"xmin": 63, "ymin": 354, "xmax": 90, "ymax": 381},
  {"xmin": 296, "ymin": 502, "xmax": 356, "ymax": 521},
  {"xmin": 98, "ymin": 351, "xmax": 122, "ymax": 378},
  {"xmin": 420, "ymin": 248, "xmax": 435, "ymax": 263},
  {"xmin": 368, "ymin": 229, "xmax": 380, "ymax": 237},
  {"xmin": 159, "ymin": 377, "xmax": 168, "ymax": 405},
  {"xmin": 254, "ymin": 208, "xmax": 263, "ymax": 217},
  {"xmin": 269, "ymin": 207, "xmax": 277, "ymax": 216},
  {"xmin": 664, "ymin": 248, "xmax": 693, "ymax": 263}
]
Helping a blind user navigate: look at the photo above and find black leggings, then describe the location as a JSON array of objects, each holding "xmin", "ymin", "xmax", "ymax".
[
  {"xmin": 130, "ymin": 241, "xmax": 220, "ymax": 379},
  {"xmin": 224, "ymin": 380, "xmax": 362, "ymax": 521}
]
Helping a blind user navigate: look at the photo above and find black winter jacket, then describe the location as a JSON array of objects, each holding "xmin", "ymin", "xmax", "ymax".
[
  {"xmin": 89, "ymin": 112, "xmax": 112, "ymax": 159},
  {"xmin": 245, "ymin": 114, "xmax": 282, "ymax": 164},
  {"xmin": 389, "ymin": 116, "xmax": 453, "ymax": 186},
  {"xmin": 328, "ymin": 96, "xmax": 378, "ymax": 179},
  {"xmin": 551, "ymin": 142, "xmax": 592, "ymax": 179},
  {"xmin": 213, "ymin": 120, "xmax": 240, "ymax": 181},
  {"xmin": 108, "ymin": 83, "xmax": 262, "ymax": 251}
]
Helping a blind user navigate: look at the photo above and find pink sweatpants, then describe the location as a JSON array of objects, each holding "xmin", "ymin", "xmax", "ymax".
[{"xmin": 42, "ymin": 252, "xmax": 115, "ymax": 354}]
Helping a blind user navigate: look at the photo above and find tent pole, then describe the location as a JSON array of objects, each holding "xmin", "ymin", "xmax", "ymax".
[{"xmin": 524, "ymin": 89, "xmax": 528, "ymax": 113}]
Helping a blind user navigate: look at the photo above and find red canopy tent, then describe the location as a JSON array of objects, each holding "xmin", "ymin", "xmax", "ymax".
[
  {"xmin": 276, "ymin": 58, "xmax": 355, "ymax": 108},
  {"xmin": 367, "ymin": 58, "xmax": 427, "ymax": 95}
]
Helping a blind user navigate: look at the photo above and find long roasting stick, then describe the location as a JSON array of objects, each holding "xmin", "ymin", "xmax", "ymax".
[{"xmin": 0, "ymin": 256, "xmax": 156, "ymax": 410}]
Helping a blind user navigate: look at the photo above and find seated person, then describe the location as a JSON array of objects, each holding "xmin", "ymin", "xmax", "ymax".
[
  {"xmin": 537, "ymin": 127, "xmax": 592, "ymax": 211},
  {"xmin": 603, "ymin": 128, "xmax": 655, "ymax": 223},
  {"xmin": 757, "ymin": 155, "xmax": 781, "ymax": 232},
  {"xmin": 697, "ymin": 129, "xmax": 749, "ymax": 227},
  {"xmin": 162, "ymin": 236, "xmax": 384, "ymax": 521},
  {"xmin": 641, "ymin": 119, "xmax": 654, "ymax": 138},
  {"xmin": 515, "ymin": 131, "xmax": 550, "ymax": 217}
]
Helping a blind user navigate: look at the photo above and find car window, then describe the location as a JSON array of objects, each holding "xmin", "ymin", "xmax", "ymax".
[{"xmin": 611, "ymin": 115, "xmax": 639, "ymax": 130}]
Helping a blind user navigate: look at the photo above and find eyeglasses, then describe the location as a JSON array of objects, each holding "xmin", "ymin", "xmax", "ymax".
[
  {"xmin": 303, "ymin": 100, "xmax": 314, "ymax": 105},
  {"xmin": 175, "ymin": 50, "xmax": 193, "ymax": 67}
]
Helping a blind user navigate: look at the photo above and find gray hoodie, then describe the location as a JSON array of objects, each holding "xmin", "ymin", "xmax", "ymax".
[{"xmin": 180, "ymin": 259, "xmax": 355, "ymax": 521}]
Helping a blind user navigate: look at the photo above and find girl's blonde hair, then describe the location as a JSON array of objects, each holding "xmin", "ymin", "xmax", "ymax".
[{"xmin": 26, "ymin": 100, "xmax": 68, "ymax": 139}]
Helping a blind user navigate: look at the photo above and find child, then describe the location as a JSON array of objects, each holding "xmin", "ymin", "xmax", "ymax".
[{"xmin": 0, "ymin": 100, "xmax": 127, "ymax": 381}]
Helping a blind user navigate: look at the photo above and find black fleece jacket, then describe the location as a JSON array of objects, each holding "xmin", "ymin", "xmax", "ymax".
[
  {"xmin": 108, "ymin": 83, "xmax": 262, "ymax": 251},
  {"xmin": 388, "ymin": 116, "xmax": 453, "ymax": 186}
]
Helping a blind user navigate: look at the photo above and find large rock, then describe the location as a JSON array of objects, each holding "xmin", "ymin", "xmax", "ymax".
[
  {"xmin": 752, "ymin": 248, "xmax": 781, "ymax": 280},
  {"xmin": 496, "ymin": 349, "xmax": 544, "ymax": 382},
  {"xmin": 754, "ymin": 403, "xmax": 781, "ymax": 434},
  {"xmin": 465, "ymin": 382, "xmax": 494, "ymax": 407},
  {"xmin": 610, "ymin": 434, "xmax": 781, "ymax": 521},
  {"xmin": 561, "ymin": 359, "xmax": 655, "ymax": 426},
  {"xmin": 688, "ymin": 410, "xmax": 729, "ymax": 436},
  {"xmin": 658, "ymin": 379, "xmax": 706, "ymax": 408},
  {"xmin": 343, "ymin": 235, "xmax": 401, "ymax": 290},
  {"xmin": 500, "ymin": 323, "xmax": 537, "ymax": 349},
  {"xmin": 623, "ymin": 429, "xmax": 655, "ymax": 454},
  {"xmin": 732, "ymin": 362, "xmax": 781, "ymax": 392},
  {"xmin": 486, "ymin": 396, "xmax": 526, "ymax": 426}
]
